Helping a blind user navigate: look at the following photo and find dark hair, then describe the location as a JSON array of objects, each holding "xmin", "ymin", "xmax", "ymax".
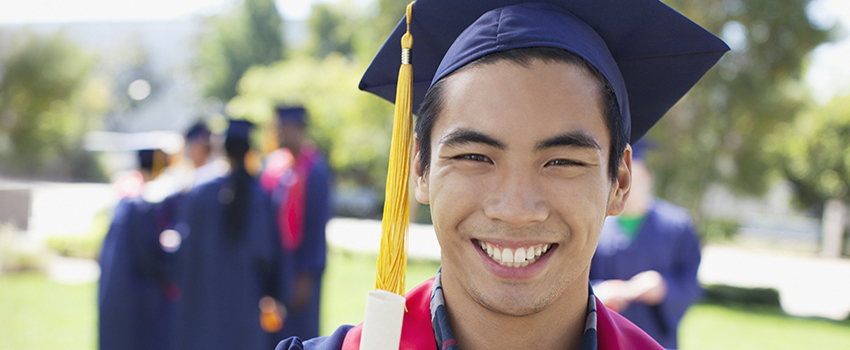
[
  {"xmin": 222, "ymin": 136, "xmax": 252, "ymax": 238},
  {"xmin": 415, "ymin": 47, "xmax": 627, "ymax": 182}
]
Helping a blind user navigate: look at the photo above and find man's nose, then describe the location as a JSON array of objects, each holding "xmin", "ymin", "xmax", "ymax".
[{"xmin": 483, "ymin": 170, "xmax": 549, "ymax": 226}]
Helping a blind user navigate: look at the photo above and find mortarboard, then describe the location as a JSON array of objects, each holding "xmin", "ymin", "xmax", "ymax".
[
  {"xmin": 631, "ymin": 139, "xmax": 654, "ymax": 161},
  {"xmin": 226, "ymin": 119, "xmax": 254, "ymax": 141},
  {"xmin": 185, "ymin": 122, "xmax": 211, "ymax": 142},
  {"xmin": 276, "ymin": 106, "xmax": 307, "ymax": 125},
  {"xmin": 360, "ymin": 0, "xmax": 730, "ymax": 142},
  {"xmin": 137, "ymin": 149, "xmax": 158, "ymax": 171}
]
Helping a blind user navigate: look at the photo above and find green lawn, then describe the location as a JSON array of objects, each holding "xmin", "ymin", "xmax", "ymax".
[
  {"xmin": 2, "ymin": 249, "xmax": 850, "ymax": 349},
  {"xmin": 0, "ymin": 272, "xmax": 97, "ymax": 350}
]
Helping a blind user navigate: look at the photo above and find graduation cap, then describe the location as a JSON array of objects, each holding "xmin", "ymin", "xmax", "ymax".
[
  {"xmin": 276, "ymin": 106, "xmax": 307, "ymax": 125},
  {"xmin": 185, "ymin": 122, "xmax": 211, "ymax": 142},
  {"xmin": 361, "ymin": 0, "xmax": 729, "ymax": 143},
  {"xmin": 631, "ymin": 138, "xmax": 654, "ymax": 161},
  {"xmin": 226, "ymin": 119, "xmax": 254, "ymax": 141},
  {"xmin": 359, "ymin": 0, "xmax": 727, "ymax": 302}
]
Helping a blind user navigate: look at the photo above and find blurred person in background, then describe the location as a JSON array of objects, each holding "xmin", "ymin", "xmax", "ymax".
[
  {"xmin": 99, "ymin": 148, "xmax": 173, "ymax": 350},
  {"xmin": 590, "ymin": 141, "xmax": 703, "ymax": 349},
  {"xmin": 170, "ymin": 119, "xmax": 291, "ymax": 350},
  {"xmin": 156, "ymin": 121, "xmax": 220, "ymax": 232},
  {"xmin": 185, "ymin": 121, "xmax": 213, "ymax": 170},
  {"xmin": 259, "ymin": 106, "xmax": 332, "ymax": 340}
]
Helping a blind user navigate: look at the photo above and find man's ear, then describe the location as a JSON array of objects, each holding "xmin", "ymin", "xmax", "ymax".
[
  {"xmin": 607, "ymin": 144, "xmax": 632, "ymax": 216},
  {"xmin": 412, "ymin": 135, "xmax": 430, "ymax": 204}
]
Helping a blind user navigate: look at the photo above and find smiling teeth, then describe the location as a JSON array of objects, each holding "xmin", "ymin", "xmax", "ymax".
[{"xmin": 478, "ymin": 241, "xmax": 551, "ymax": 267}]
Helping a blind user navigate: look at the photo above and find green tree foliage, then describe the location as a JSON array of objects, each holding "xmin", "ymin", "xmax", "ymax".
[
  {"xmin": 765, "ymin": 95, "xmax": 850, "ymax": 210},
  {"xmin": 307, "ymin": 2, "xmax": 359, "ymax": 58},
  {"xmin": 644, "ymin": 0, "xmax": 831, "ymax": 213},
  {"xmin": 228, "ymin": 54, "xmax": 394, "ymax": 188},
  {"xmin": 301, "ymin": 0, "xmax": 408, "ymax": 62},
  {"xmin": 0, "ymin": 31, "xmax": 108, "ymax": 180},
  {"xmin": 224, "ymin": 0, "xmax": 412, "ymax": 189},
  {"xmin": 196, "ymin": 0, "xmax": 283, "ymax": 102}
]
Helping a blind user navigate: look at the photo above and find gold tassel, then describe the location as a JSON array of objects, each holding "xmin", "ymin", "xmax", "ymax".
[{"xmin": 376, "ymin": 1, "xmax": 415, "ymax": 296}]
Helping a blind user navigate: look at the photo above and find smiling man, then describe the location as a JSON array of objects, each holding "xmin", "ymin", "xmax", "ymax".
[{"xmin": 277, "ymin": 0, "xmax": 727, "ymax": 349}]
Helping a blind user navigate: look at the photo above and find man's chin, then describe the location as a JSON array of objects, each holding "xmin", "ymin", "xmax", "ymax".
[{"xmin": 470, "ymin": 283, "xmax": 554, "ymax": 317}]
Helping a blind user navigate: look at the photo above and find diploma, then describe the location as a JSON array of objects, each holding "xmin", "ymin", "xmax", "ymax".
[{"xmin": 360, "ymin": 289, "xmax": 406, "ymax": 350}]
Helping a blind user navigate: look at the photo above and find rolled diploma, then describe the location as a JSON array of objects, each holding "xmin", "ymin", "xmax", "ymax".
[{"xmin": 360, "ymin": 289, "xmax": 405, "ymax": 350}]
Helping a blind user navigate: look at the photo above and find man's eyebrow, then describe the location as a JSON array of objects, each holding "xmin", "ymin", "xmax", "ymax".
[
  {"xmin": 439, "ymin": 129, "xmax": 506, "ymax": 150},
  {"xmin": 534, "ymin": 131, "xmax": 601, "ymax": 152}
]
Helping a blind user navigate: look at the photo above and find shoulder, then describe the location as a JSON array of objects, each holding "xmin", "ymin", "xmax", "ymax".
[
  {"xmin": 649, "ymin": 199, "xmax": 694, "ymax": 228},
  {"xmin": 276, "ymin": 325, "xmax": 355, "ymax": 350}
]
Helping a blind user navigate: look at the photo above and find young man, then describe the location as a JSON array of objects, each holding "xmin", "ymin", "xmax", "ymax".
[
  {"xmin": 279, "ymin": 0, "xmax": 727, "ymax": 349},
  {"xmin": 260, "ymin": 106, "xmax": 333, "ymax": 340}
]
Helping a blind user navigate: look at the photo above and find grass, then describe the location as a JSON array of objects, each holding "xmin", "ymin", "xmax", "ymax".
[
  {"xmin": 2, "ymin": 249, "xmax": 850, "ymax": 349},
  {"xmin": 320, "ymin": 248, "xmax": 441, "ymax": 334},
  {"xmin": 680, "ymin": 302, "xmax": 850, "ymax": 349},
  {"xmin": 0, "ymin": 272, "xmax": 97, "ymax": 350}
]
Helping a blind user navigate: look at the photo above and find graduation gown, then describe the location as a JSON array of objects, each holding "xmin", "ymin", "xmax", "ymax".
[
  {"xmin": 590, "ymin": 199, "xmax": 702, "ymax": 348},
  {"xmin": 275, "ymin": 278, "xmax": 664, "ymax": 350},
  {"xmin": 281, "ymin": 156, "xmax": 332, "ymax": 340},
  {"xmin": 170, "ymin": 175, "xmax": 292, "ymax": 350},
  {"xmin": 99, "ymin": 197, "xmax": 170, "ymax": 350},
  {"xmin": 262, "ymin": 148, "xmax": 333, "ymax": 340}
]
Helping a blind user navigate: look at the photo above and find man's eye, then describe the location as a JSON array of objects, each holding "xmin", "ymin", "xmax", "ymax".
[
  {"xmin": 546, "ymin": 159, "xmax": 584, "ymax": 166},
  {"xmin": 456, "ymin": 154, "xmax": 492, "ymax": 163}
]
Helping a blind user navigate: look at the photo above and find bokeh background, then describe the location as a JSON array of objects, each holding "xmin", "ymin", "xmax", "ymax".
[{"xmin": 1, "ymin": 0, "xmax": 849, "ymax": 349}]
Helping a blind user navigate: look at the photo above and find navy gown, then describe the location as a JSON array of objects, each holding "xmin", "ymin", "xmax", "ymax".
[
  {"xmin": 279, "ymin": 157, "xmax": 332, "ymax": 340},
  {"xmin": 590, "ymin": 199, "xmax": 702, "ymax": 348},
  {"xmin": 170, "ymin": 175, "xmax": 292, "ymax": 350},
  {"xmin": 99, "ymin": 197, "xmax": 170, "ymax": 350}
]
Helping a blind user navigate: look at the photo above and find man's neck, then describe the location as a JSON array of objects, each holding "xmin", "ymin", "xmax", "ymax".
[{"xmin": 441, "ymin": 267, "xmax": 589, "ymax": 350}]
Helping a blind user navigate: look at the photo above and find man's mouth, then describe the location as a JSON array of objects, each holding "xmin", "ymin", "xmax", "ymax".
[{"xmin": 475, "ymin": 240, "xmax": 553, "ymax": 268}]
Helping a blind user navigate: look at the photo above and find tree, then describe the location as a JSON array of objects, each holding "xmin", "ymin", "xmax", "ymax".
[
  {"xmin": 644, "ymin": 0, "xmax": 831, "ymax": 215},
  {"xmin": 0, "ymin": 30, "xmax": 108, "ymax": 180},
  {"xmin": 299, "ymin": 0, "xmax": 409, "ymax": 62},
  {"xmin": 764, "ymin": 94, "xmax": 850, "ymax": 210},
  {"xmin": 195, "ymin": 0, "xmax": 283, "ymax": 102}
]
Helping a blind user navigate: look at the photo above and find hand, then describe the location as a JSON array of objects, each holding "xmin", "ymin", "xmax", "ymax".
[
  {"xmin": 594, "ymin": 279, "xmax": 631, "ymax": 312},
  {"xmin": 626, "ymin": 270, "xmax": 667, "ymax": 306},
  {"xmin": 260, "ymin": 296, "xmax": 287, "ymax": 333}
]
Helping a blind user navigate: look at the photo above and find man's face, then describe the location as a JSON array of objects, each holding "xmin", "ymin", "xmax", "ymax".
[
  {"xmin": 414, "ymin": 60, "xmax": 630, "ymax": 316},
  {"xmin": 186, "ymin": 140, "xmax": 210, "ymax": 169},
  {"xmin": 277, "ymin": 121, "xmax": 305, "ymax": 152}
]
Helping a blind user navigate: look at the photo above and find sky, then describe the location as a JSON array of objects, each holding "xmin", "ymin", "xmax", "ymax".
[{"xmin": 0, "ymin": 0, "xmax": 848, "ymax": 103}]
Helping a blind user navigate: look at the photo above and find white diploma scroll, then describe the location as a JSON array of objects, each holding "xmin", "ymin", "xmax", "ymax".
[{"xmin": 360, "ymin": 289, "xmax": 405, "ymax": 350}]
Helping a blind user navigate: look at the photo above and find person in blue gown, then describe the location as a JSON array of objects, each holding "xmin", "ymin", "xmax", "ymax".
[
  {"xmin": 260, "ymin": 106, "xmax": 332, "ymax": 340},
  {"xmin": 590, "ymin": 142, "xmax": 703, "ymax": 349},
  {"xmin": 99, "ymin": 149, "xmax": 172, "ymax": 350},
  {"xmin": 170, "ymin": 119, "xmax": 292, "ymax": 350}
]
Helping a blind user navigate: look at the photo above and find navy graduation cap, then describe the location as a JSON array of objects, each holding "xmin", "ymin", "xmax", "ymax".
[
  {"xmin": 226, "ymin": 119, "xmax": 254, "ymax": 141},
  {"xmin": 185, "ymin": 122, "xmax": 211, "ymax": 142},
  {"xmin": 359, "ymin": 0, "xmax": 729, "ymax": 142},
  {"xmin": 276, "ymin": 106, "xmax": 307, "ymax": 125},
  {"xmin": 631, "ymin": 138, "xmax": 654, "ymax": 161}
]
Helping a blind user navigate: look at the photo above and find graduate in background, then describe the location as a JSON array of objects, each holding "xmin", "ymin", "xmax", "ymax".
[
  {"xmin": 590, "ymin": 141, "xmax": 703, "ymax": 349},
  {"xmin": 276, "ymin": 0, "xmax": 727, "ymax": 348},
  {"xmin": 171, "ymin": 119, "xmax": 291, "ymax": 350},
  {"xmin": 260, "ymin": 106, "xmax": 333, "ymax": 340},
  {"xmin": 99, "ymin": 148, "xmax": 172, "ymax": 350},
  {"xmin": 156, "ymin": 121, "xmax": 219, "ymax": 235}
]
